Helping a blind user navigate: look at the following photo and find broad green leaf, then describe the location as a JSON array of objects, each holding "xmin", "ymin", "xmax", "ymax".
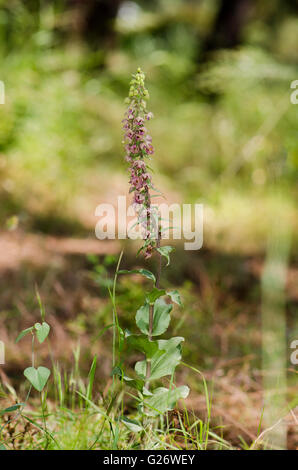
[
  {"xmin": 143, "ymin": 386, "xmax": 190, "ymax": 416},
  {"xmin": 0, "ymin": 444, "xmax": 6, "ymax": 450},
  {"xmin": 157, "ymin": 246, "xmax": 175, "ymax": 266},
  {"xmin": 120, "ymin": 417, "xmax": 143, "ymax": 433},
  {"xmin": 34, "ymin": 322, "xmax": 50, "ymax": 344},
  {"xmin": 146, "ymin": 287, "xmax": 166, "ymax": 304},
  {"xmin": 24, "ymin": 366, "xmax": 51, "ymax": 392},
  {"xmin": 0, "ymin": 403, "xmax": 25, "ymax": 416},
  {"xmin": 118, "ymin": 269, "xmax": 156, "ymax": 283},
  {"xmin": 15, "ymin": 327, "xmax": 33, "ymax": 343},
  {"xmin": 135, "ymin": 303, "xmax": 150, "ymax": 335},
  {"xmin": 135, "ymin": 337, "xmax": 184, "ymax": 381},
  {"xmin": 135, "ymin": 350, "xmax": 164, "ymax": 380},
  {"xmin": 167, "ymin": 290, "xmax": 182, "ymax": 307},
  {"xmin": 158, "ymin": 336, "xmax": 184, "ymax": 351},
  {"xmin": 150, "ymin": 298, "xmax": 172, "ymax": 336},
  {"xmin": 136, "ymin": 298, "xmax": 172, "ymax": 336},
  {"xmin": 126, "ymin": 334, "xmax": 159, "ymax": 358},
  {"xmin": 142, "ymin": 386, "xmax": 153, "ymax": 397}
]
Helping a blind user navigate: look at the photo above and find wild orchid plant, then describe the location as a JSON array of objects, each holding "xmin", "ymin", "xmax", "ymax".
[{"xmin": 114, "ymin": 68, "xmax": 189, "ymax": 419}]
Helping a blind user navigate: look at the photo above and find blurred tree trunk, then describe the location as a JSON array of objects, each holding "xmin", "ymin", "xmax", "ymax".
[
  {"xmin": 69, "ymin": 0, "xmax": 122, "ymax": 47},
  {"xmin": 200, "ymin": 0, "xmax": 254, "ymax": 61}
]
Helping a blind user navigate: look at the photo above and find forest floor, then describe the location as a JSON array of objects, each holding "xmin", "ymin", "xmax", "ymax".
[{"xmin": 0, "ymin": 229, "xmax": 297, "ymax": 449}]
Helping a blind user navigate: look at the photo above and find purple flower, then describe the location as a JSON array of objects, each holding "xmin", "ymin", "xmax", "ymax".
[{"xmin": 123, "ymin": 68, "xmax": 159, "ymax": 257}]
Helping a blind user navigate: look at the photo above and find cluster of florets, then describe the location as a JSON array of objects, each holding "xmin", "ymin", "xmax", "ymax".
[{"xmin": 122, "ymin": 69, "xmax": 157, "ymax": 258}]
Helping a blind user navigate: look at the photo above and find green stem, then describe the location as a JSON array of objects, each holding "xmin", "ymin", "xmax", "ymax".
[
  {"xmin": 145, "ymin": 303, "xmax": 154, "ymax": 389},
  {"xmin": 111, "ymin": 250, "xmax": 124, "ymax": 391},
  {"xmin": 145, "ymin": 231, "xmax": 162, "ymax": 390},
  {"xmin": 156, "ymin": 230, "xmax": 162, "ymax": 289},
  {"xmin": 40, "ymin": 391, "xmax": 49, "ymax": 449}
]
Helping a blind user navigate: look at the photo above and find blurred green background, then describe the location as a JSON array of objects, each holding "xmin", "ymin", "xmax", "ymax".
[
  {"xmin": 0, "ymin": 0, "xmax": 297, "ymax": 448},
  {"xmin": 0, "ymin": 0, "xmax": 297, "ymax": 249}
]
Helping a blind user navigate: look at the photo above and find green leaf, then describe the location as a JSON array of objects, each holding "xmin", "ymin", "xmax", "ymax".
[
  {"xmin": 146, "ymin": 287, "xmax": 166, "ymax": 304},
  {"xmin": 0, "ymin": 444, "xmax": 6, "ymax": 450},
  {"xmin": 142, "ymin": 386, "xmax": 153, "ymax": 397},
  {"xmin": 143, "ymin": 386, "xmax": 190, "ymax": 417},
  {"xmin": 158, "ymin": 336, "xmax": 184, "ymax": 351},
  {"xmin": 157, "ymin": 246, "xmax": 175, "ymax": 266},
  {"xmin": 118, "ymin": 326, "xmax": 125, "ymax": 352},
  {"xmin": 120, "ymin": 417, "xmax": 143, "ymax": 433},
  {"xmin": 0, "ymin": 403, "xmax": 25, "ymax": 416},
  {"xmin": 34, "ymin": 322, "xmax": 50, "ymax": 344},
  {"xmin": 15, "ymin": 327, "xmax": 33, "ymax": 343},
  {"xmin": 126, "ymin": 333, "xmax": 159, "ymax": 358},
  {"xmin": 111, "ymin": 367, "xmax": 144, "ymax": 391},
  {"xmin": 135, "ymin": 303, "xmax": 150, "ymax": 335},
  {"xmin": 167, "ymin": 290, "xmax": 182, "ymax": 307},
  {"xmin": 35, "ymin": 287, "xmax": 46, "ymax": 322},
  {"xmin": 86, "ymin": 356, "xmax": 97, "ymax": 402},
  {"xmin": 136, "ymin": 298, "xmax": 172, "ymax": 336},
  {"xmin": 24, "ymin": 366, "xmax": 51, "ymax": 392},
  {"xmin": 87, "ymin": 254, "xmax": 99, "ymax": 265},
  {"xmin": 135, "ymin": 337, "xmax": 184, "ymax": 381},
  {"xmin": 118, "ymin": 269, "xmax": 156, "ymax": 283}
]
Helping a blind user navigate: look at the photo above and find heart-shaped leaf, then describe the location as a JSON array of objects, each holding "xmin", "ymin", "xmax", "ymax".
[
  {"xmin": 34, "ymin": 322, "xmax": 50, "ymax": 344},
  {"xmin": 136, "ymin": 298, "xmax": 172, "ymax": 336},
  {"xmin": 24, "ymin": 366, "xmax": 51, "ymax": 392}
]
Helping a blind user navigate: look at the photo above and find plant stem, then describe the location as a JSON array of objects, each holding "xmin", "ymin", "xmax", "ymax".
[
  {"xmin": 145, "ymin": 304, "xmax": 154, "ymax": 390},
  {"xmin": 111, "ymin": 251, "xmax": 124, "ymax": 380},
  {"xmin": 145, "ymin": 231, "xmax": 162, "ymax": 390},
  {"xmin": 40, "ymin": 392, "xmax": 49, "ymax": 449},
  {"xmin": 156, "ymin": 230, "xmax": 162, "ymax": 289}
]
